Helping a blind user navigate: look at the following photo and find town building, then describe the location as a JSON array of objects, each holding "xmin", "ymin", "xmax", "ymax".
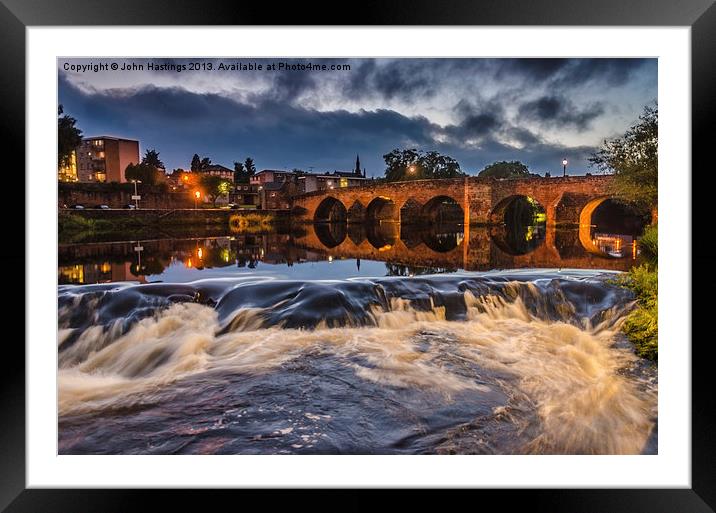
[
  {"xmin": 259, "ymin": 181, "xmax": 293, "ymax": 210},
  {"xmin": 199, "ymin": 164, "xmax": 234, "ymax": 182},
  {"xmin": 229, "ymin": 183, "xmax": 260, "ymax": 208},
  {"xmin": 250, "ymin": 169, "xmax": 294, "ymax": 186},
  {"xmin": 296, "ymin": 170, "xmax": 368, "ymax": 194},
  {"xmin": 76, "ymin": 136, "xmax": 140, "ymax": 183},
  {"xmin": 254, "ymin": 155, "xmax": 371, "ymax": 209}
]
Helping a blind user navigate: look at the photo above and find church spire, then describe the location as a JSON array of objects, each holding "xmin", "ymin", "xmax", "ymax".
[{"xmin": 355, "ymin": 154, "xmax": 361, "ymax": 175}]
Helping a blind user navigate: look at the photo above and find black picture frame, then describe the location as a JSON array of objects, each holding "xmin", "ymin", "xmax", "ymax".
[{"xmin": 2, "ymin": 0, "xmax": 712, "ymax": 510}]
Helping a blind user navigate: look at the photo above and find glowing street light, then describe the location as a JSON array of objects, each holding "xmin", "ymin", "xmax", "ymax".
[
  {"xmin": 194, "ymin": 190, "xmax": 201, "ymax": 209},
  {"xmin": 562, "ymin": 158, "xmax": 568, "ymax": 177}
]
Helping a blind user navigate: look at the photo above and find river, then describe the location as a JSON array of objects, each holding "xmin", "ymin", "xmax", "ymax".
[{"xmin": 57, "ymin": 222, "xmax": 657, "ymax": 455}]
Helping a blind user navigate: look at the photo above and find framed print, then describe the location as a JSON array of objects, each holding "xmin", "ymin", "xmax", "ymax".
[{"xmin": 3, "ymin": 0, "xmax": 713, "ymax": 510}]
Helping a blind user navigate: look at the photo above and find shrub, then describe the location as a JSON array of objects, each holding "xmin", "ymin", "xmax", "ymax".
[
  {"xmin": 616, "ymin": 263, "xmax": 658, "ymax": 360},
  {"xmin": 639, "ymin": 224, "xmax": 657, "ymax": 262}
]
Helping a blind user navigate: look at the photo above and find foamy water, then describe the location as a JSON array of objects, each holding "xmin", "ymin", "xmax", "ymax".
[{"xmin": 58, "ymin": 273, "xmax": 657, "ymax": 455}]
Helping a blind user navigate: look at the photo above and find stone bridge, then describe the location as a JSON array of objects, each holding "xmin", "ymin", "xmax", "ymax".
[{"xmin": 291, "ymin": 175, "xmax": 616, "ymax": 226}]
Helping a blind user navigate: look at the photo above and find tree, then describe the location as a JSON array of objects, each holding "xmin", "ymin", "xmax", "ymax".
[
  {"xmin": 589, "ymin": 104, "xmax": 657, "ymax": 210},
  {"xmin": 58, "ymin": 105, "xmax": 83, "ymax": 168},
  {"xmin": 125, "ymin": 162, "xmax": 161, "ymax": 185},
  {"xmin": 421, "ymin": 151, "xmax": 462, "ymax": 179},
  {"xmin": 244, "ymin": 157, "xmax": 256, "ymax": 177},
  {"xmin": 233, "ymin": 161, "xmax": 246, "ymax": 183},
  {"xmin": 191, "ymin": 154, "xmax": 201, "ymax": 172},
  {"xmin": 142, "ymin": 149, "xmax": 164, "ymax": 170},
  {"xmin": 200, "ymin": 157, "xmax": 212, "ymax": 170},
  {"xmin": 200, "ymin": 174, "xmax": 230, "ymax": 207},
  {"xmin": 478, "ymin": 160, "xmax": 531, "ymax": 179},
  {"xmin": 383, "ymin": 149, "xmax": 464, "ymax": 182}
]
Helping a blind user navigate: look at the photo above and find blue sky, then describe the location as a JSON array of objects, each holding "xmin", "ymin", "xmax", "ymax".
[{"xmin": 58, "ymin": 58, "xmax": 656, "ymax": 177}]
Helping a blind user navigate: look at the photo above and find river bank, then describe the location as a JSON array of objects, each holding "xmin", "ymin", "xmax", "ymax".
[
  {"xmin": 615, "ymin": 224, "xmax": 658, "ymax": 360},
  {"xmin": 59, "ymin": 209, "xmax": 289, "ymax": 242}
]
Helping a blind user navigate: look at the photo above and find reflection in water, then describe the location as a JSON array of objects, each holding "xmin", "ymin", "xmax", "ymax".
[
  {"xmin": 490, "ymin": 223, "xmax": 546, "ymax": 256},
  {"xmin": 591, "ymin": 233, "xmax": 636, "ymax": 259},
  {"xmin": 385, "ymin": 263, "xmax": 458, "ymax": 276},
  {"xmin": 59, "ymin": 218, "xmax": 645, "ymax": 285},
  {"xmin": 366, "ymin": 222, "xmax": 399, "ymax": 250},
  {"xmin": 315, "ymin": 222, "xmax": 347, "ymax": 248}
]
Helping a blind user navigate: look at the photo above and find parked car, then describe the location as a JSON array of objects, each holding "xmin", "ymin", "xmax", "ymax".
[
  {"xmin": 71, "ymin": 204, "xmax": 85, "ymax": 209},
  {"xmin": 95, "ymin": 204, "xmax": 110, "ymax": 209},
  {"xmin": 123, "ymin": 204, "xmax": 137, "ymax": 209},
  {"xmin": 228, "ymin": 203, "xmax": 239, "ymax": 209}
]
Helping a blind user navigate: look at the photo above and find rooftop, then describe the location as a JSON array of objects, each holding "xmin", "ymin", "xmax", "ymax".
[
  {"xmin": 200, "ymin": 164, "xmax": 233, "ymax": 172},
  {"xmin": 82, "ymin": 136, "xmax": 139, "ymax": 142}
]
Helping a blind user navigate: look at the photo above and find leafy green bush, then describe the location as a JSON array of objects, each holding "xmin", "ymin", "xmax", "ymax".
[
  {"xmin": 616, "ymin": 263, "xmax": 658, "ymax": 360},
  {"xmin": 639, "ymin": 224, "xmax": 657, "ymax": 262}
]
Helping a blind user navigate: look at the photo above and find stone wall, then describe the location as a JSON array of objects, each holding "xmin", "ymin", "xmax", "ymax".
[
  {"xmin": 58, "ymin": 182, "xmax": 194, "ymax": 209},
  {"xmin": 58, "ymin": 207, "xmax": 291, "ymax": 230}
]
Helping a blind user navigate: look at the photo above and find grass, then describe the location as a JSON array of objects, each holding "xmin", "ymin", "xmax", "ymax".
[{"xmin": 58, "ymin": 213, "xmax": 145, "ymax": 234}]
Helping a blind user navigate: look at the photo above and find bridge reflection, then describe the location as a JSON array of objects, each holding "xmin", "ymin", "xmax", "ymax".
[
  {"xmin": 58, "ymin": 222, "xmax": 643, "ymax": 285},
  {"xmin": 298, "ymin": 221, "xmax": 641, "ymax": 272}
]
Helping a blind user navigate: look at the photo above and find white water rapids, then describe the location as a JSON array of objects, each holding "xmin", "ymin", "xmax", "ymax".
[{"xmin": 58, "ymin": 281, "xmax": 656, "ymax": 455}]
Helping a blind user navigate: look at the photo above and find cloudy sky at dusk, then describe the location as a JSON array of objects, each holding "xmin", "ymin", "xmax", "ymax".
[{"xmin": 58, "ymin": 58, "xmax": 656, "ymax": 177}]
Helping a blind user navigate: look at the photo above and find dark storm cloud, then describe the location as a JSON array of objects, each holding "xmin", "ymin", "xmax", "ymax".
[
  {"xmin": 443, "ymin": 98, "xmax": 508, "ymax": 140},
  {"xmin": 343, "ymin": 60, "xmax": 437, "ymax": 101},
  {"xmin": 496, "ymin": 58, "xmax": 570, "ymax": 81},
  {"xmin": 518, "ymin": 95, "xmax": 604, "ymax": 130},
  {"xmin": 492, "ymin": 58, "xmax": 652, "ymax": 93},
  {"xmin": 58, "ymin": 57, "xmax": 656, "ymax": 177},
  {"xmin": 556, "ymin": 58, "xmax": 652, "ymax": 88}
]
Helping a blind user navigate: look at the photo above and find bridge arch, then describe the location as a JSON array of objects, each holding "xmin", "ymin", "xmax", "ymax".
[
  {"xmin": 578, "ymin": 196, "xmax": 646, "ymax": 257},
  {"xmin": 579, "ymin": 196, "xmax": 610, "ymax": 228},
  {"xmin": 421, "ymin": 195, "xmax": 464, "ymax": 224},
  {"xmin": 314, "ymin": 196, "xmax": 347, "ymax": 223},
  {"xmin": 490, "ymin": 195, "xmax": 546, "ymax": 225},
  {"xmin": 366, "ymin": 196, "xmax": 399, "ymax": 223}
]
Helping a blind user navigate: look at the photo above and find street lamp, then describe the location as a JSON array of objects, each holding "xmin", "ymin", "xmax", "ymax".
[
  {"xmin": 194, "ymin": 190, "xmax": 201, "ymax": 210},
  {"xmin": 562, "ymin": 158, "xmax": 568, "ymax": 177},
  {"xmin": 131, "ymin": 179, "xmax": 142, "ymax": 209}
]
